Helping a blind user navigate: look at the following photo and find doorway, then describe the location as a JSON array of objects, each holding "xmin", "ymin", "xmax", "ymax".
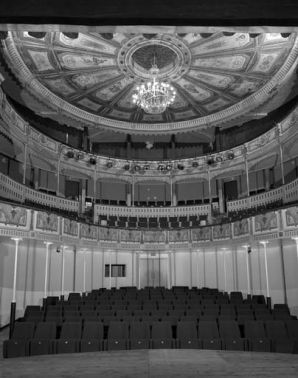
[{"xmin": 139, "ymin": 252, "xmax": 168, "ymax": 288}]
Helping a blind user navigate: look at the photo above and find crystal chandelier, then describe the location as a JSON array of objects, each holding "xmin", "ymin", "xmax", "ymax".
[{"xmin": 132, "ymin": 63, "xmax": 176, "ymax": 114}]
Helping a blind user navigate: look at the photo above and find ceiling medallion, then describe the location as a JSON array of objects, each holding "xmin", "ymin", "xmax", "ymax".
[{"xmin": 132, "ymin": 59, "xmax": 176, "ymax": 114}]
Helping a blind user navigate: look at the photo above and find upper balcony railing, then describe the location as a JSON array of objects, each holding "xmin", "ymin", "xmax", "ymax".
[
  {"xmin": 1, "ymin": 171, "xmax": 298, "ymax": 226},
  {"xmin": 227, "ymin": 179, "xmax": 298, "ymax": 213}
]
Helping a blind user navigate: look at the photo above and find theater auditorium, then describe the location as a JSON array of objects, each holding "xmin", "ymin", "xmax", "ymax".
[{"xmin": 1, "ymin": 1, "xmax": 298, "ymax": 377}]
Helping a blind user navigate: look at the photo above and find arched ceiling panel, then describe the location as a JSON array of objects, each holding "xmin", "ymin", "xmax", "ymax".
[{"xmin": 3, "ymin": 31, "xmax": 298, "ymax": 134}]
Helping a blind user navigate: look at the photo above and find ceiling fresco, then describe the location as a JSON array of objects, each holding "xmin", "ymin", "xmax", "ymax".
[{"xmin": 2, "ymin": 31, "xmax": 298, "ymax": 133}]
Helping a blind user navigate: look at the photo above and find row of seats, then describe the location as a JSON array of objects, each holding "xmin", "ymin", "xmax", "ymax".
[
  {"xmin": 23, "ymin": 313, "xmax": 292, "ymax": 327},
  {"xmin": 99, "ymin": 214, "xmax": 208, "ymax": 228},
  {"xmin": 4, "ymin": 319, "xmax": 298, "ymax": 358}
]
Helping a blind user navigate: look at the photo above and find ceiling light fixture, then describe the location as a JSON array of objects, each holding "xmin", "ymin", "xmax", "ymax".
[{"xmin": 132, "ymin": 58, "xmax": 176, "ymax": 114}]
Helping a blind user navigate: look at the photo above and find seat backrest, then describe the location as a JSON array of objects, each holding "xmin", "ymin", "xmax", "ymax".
[
  {"xmin": 244, "ymin": 320, "xmax": 266, "ymax": 338},
  {"xmin": 108, "ymin": 321, "xmax": 129, "ymax": 339},
  {"xmin": 151, "ymin": 321, "xmax": 172, "ymax": 339},
  {"xmin": 286, "ymin": 320, "xmax": 298, "ymax": 338},
  {"xmin": 82, "ymin": 322, "xmax": 103, "ymax": 339},
  {"xmin": 130, "ymin": 322, "xmax": 151, "ymax": 339},
  {"xmin": 265, "ymin": 320, "xmax": 288, "ymax": 339},
  {"xmin": 60, "ymin": 322, "xmax": 82, "ymax": 339},
  {"xmin": 11, "ymin": 322, "xmax": 35, "ymax": 340},
  {"xmin": 198, "ymin": 320, "xmax": 220, "ymax": 339},
  {"xmin": 177, "ymin": 321, "xmax": 197, "ymax": 340},
  {"xmin": 25, "ymin": 305, "xmax": 41, "ymax": 315},
  {"xmin": 219, "ymin": 321, "xmax": 241, "ymax": 339},
  {"xmin": 34, "ymin": 322, "xmax": 57, "ymax": 339}
]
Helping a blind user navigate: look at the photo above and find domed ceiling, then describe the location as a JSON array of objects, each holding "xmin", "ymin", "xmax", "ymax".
[{"xmin": 2, "ymin": 31, "xmax": 298, "ymax": 134}]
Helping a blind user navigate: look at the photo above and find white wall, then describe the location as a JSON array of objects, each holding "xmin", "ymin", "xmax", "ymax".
[{"xmin": 1, "ymin": 235, "xmax": 298, "ymax": 326}]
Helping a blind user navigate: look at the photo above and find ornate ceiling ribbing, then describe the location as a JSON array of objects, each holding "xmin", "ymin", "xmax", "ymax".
[{"xmin": 3, "ymin": 31, "xmax": 298, "ymax": 133}]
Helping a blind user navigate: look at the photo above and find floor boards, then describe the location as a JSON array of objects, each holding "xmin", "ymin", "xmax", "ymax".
[{"xmin": 1, "ymin": 348, "xmax": 298, "ymax": 378}]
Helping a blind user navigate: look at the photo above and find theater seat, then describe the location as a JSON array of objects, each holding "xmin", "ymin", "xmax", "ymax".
[
  {"xmin": 198, "ymin": 321, "xmax": 222, "ymax": 350},
  {"xmin": 79, "ymin": 322, "xmax": 104, "ymax": 352},
  {"xmin": 176, "ymin": 321, "xmax": 201, "ymax": 349},
  {"xmin": 244, "ymin": 321, "xmax": 271, "ymax": 352},
  {"xmin": 29, "ymin": 322, "xmax": 57, "ymax": 356},
  {"xmin": 219, "ymin": 320, "xmax": 247, "ymax": 351},
  {"xmin": 106, "ymin": 321, "xmax": 129, "ymax": 350},
  {"xmin": 3, "ymin": 322, "xmax": 35, "ymax": 358},
  {"xmin": 129, "ymin": 321, "xmax": 151, "ymax": 349},
  {"xmin": 54, "ymin": 322, "xmax": 82, "ymax": 354},
  {"xmin": 265, "ymin": 320, "xmax": 295, "ymax": 353},
  {"xmin": 151, "ymin": 321, "xmax": 174, "ymax": 349}
]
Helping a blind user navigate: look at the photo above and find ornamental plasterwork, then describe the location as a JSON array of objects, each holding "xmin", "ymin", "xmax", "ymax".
[
  {"xmin": 28, "ymin": 152, "xmax": 57, "ymax": 172},
  {"xmin": 0, "ymin": 204, "xmax": 29, "ymax": 228},
  {"xmin": 3, "ymin": 32, "xmax": 298, "ymax": 133},
  {"xmin": 210, "ymin": 165, "xmax": 246, "ymax": 180},
  {"xmin": 248, "ymin": 152, "xmax": 279, "ymax": 172},
  {"xmin": 282, "ymin": 131, "xmax": 298, "ymax": 160},
  {"xmin": 253, "ymin": 211, "xmax": 278, "ymax": 233},
  {"xmin": 232, "ymin": 218, "xmax": 250, "ymax": 238},
  {"xmin": 213, "ymin": 224, "xmax": 232, "ymax": 240},
  {"xmin": 35, "ymin": 211, "xmax": 59, "ymax": 233},
  {"xmin": 283, "ymin": 206, "xmax": 298, "ymax": 228}
]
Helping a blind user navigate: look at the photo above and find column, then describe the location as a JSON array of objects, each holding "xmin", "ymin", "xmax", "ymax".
[
  {"xmin": 126, "ymin": 181, "xmax": 132, "ymax": 207},
  {"xmin": 23, "ymin": 141, "xmax": 27, "ymax": 185},
  {"xmin": 167, "ymin": 252, "xmax": 172, "ymax": 289},
  {"xmin": 221, "ymin": 248, "xmax": 227, "ymax": 293},
  {"xmin": 43, "ymin": 241, "xmax": 53, "ymax": 310},
  {"xmin": 10, "ymin": 238, "xmax": 22, "ymax": 339},
  {"xmin": 189, "ymin": 250, "xmax": 192, "ymax": 289},
  {"xmin": 277, "ymin": 125, "xmax": 285, "ymax": 185},
  {"xmin": 61, "ymin": 245, "xmax": 68, "ymax": 300},
  {"xmin": 80, "ymin": 179, "xmax": 86, "ymax": 213},
  {"xmin": 173, "ymin": 251, "xmax": 176, "ymax": 287},
  {"xmin": 136, "ymin": 252, "xmax": 141, "ymax": 289},
  {"xmin": 264, "ymin": 169, "xmax": 270, "ymax": 191},
  {"xmin": 217, "ymin": 179, "xmax": 224, "ymax": 213},
  {"xmin": 132, "ymin": 175, "xmax": 135, "ymax": 206},
  {"xmin": 208, "ymin": 168, "xmax": 212, "ymax": 204},
  {"xmin": 102, "ymin": 250, "xmax": 105, "ymax": 288},
  {"xmin": 109, "ymin": 250, "xmax": 112, "ymax": 290},
  {"xmin": 57, "ymin": 151, "xmax": 61, "ymax": 196},
  {"xmin": 34, "ymin": 167, "xmax": 39, "ymax": 190},
  {"xmin": 93, "ymin": 167, "xmax": 97, "ymax": 204},
  {"xmin": 242, "ymin": 245, "xmax": 251, "ymax": 299},
  {"xmin": 203, "ymin": 249, "xmax": 206, "ymax": 287},
  {"xmin": 291, "ymin": 237, "xmax": 298, "ymax": 305},
  {"xmin": 81, "ymin": 248, "xmax": 89, "ymax": 294},
  {"xmin": 260, "ymin": 241, "xmax": 271, "ymax": 309},
  {"xmin": 196, "ymin": 250, "xmax": 200, "ymax": 288},
  {"xmin": 244, "ymin": 145, "xmax": 250, "ymax": 195}
]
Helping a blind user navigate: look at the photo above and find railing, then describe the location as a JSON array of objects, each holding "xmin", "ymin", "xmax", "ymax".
[
  {"xmin": 250, "ymin": 187, "xmax": 283, "ymax": 208},
  {"xmin": 283, "ymin": 178, "xmax": 298, "ymax": 204},
  {"xmin": 0, "ymin": 173, "xmax": 24, "ymax": 203},
  {"xmin": 227, "ymin": 178, "xmax": 298, "ymax": 212},
  {"xmin": 0, "ymin": 172, "xmax": 79, "ymax": 213},
  {"xmin": 1, "ymin": 169, "xmax": 298, "ymax": 221},
  {"xmin": 95, "ymin": 204, "xmax": 211, "ymax": 219}
]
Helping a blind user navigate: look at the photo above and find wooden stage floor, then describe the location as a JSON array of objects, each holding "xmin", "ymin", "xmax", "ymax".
[{"xmin": 1, "ymin": 348, "xmax": 298, "ymax": 378}]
